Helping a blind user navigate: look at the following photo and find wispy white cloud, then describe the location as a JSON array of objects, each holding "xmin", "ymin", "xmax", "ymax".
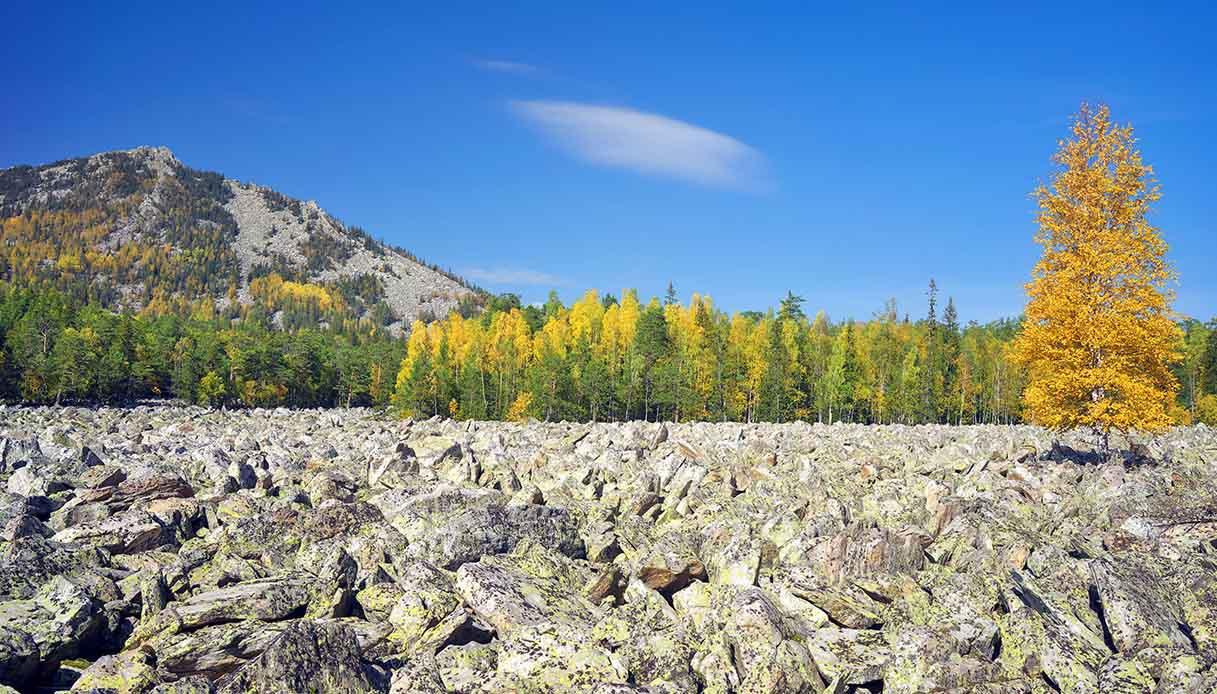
[
  {"xmin": 509, "ymin": 100, "xmax": 768, "ymax": 190},
  {"xmin": 472, "ymin": 58, "xmax": 540, "ymax": 75},
  {"xmin": 465, "ymin": 267, "xmax": 568, "ymax": 286}
]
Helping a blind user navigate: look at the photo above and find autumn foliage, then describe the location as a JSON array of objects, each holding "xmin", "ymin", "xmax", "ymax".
[
  {"xmin": 392, "ymin": 288, "xmax": 1027, "ymax": 424},
  {"xmin": 1013, "ymin": 104, "xmax": 1181, "ymax": 434}
]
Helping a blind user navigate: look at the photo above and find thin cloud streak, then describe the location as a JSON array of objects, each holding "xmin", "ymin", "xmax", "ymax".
[
  {"xmin": 472, "ymin": 59, "xmax": 540, "ymax": 75},
  {"xmin": 509, "ymin": 100, "xmax": 769, "ymax": 190},
  {"xmin": 465, "ymin": 267, "xmax": 568, "ymax": 286}
]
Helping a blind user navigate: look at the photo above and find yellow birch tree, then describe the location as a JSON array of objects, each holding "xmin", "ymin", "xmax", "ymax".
[{"xmin": 1013, "ymin": 104, "xmax": 1180, "ymax": 437}]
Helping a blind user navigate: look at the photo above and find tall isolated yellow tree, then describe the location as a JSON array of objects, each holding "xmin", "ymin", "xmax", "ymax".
[{"xmin": 1013, "ymin": 104, "xmax": 1181, "ymax": 440}]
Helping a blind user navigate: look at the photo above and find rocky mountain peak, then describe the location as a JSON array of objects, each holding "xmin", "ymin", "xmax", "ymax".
[
  {"xmin": 121, "ymin": 144, "xmax": 180, "ymax": 163},
  {"xmin": 0, "ymin": 148, "xmax": 478, "ymax": 329}
]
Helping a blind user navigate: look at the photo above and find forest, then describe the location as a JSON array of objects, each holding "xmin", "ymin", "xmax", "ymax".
[
  {"xmin": 5, "ymin": 277, "xmax": 1214, "ymax": 425},
  {"xmin": 0, "ymin": 281, "xmax": 403, "ymax": 409}
]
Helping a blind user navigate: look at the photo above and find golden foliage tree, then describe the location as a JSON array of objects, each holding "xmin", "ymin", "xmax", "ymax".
[{"xmin": 1013, "ymin": 104, "xmax": 1180, "ymax": 435}]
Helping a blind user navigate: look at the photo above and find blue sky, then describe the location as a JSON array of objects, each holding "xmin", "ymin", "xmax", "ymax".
[{"xmin": 3, "ymin": 2, "xmax": 1214, "ymax": 322}]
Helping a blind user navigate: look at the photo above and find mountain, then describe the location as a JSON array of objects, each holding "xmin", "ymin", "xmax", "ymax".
[{"xmin": 0, "ymin": 146, "xmax": 478, "ymax": 329}]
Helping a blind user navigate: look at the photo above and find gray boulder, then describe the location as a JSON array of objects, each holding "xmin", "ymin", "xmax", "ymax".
[{"xmin": 216, "ymin": 620, "xmax": 375, "ymax": 694}]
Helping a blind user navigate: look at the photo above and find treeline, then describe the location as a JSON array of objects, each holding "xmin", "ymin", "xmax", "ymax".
[
  {"xmin": 0, "ymin": 284, "xmax": 402, "ymax": 408},
  {"xmin": 4, "ymin": 278, "xmax": 1216, "ymax": 425},
  {"xmin": 394, "ymin": 283, "xmax": 1034, "ymax": 424},
  {"xmin": 1179, "ymin": 320, "xmax": 1217, "ymax": 424}
]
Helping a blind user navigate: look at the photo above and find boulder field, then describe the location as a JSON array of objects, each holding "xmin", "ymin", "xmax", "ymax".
[{"xmin": 2, "ymin": 406, "xmax": 1216, "ymax": 693}]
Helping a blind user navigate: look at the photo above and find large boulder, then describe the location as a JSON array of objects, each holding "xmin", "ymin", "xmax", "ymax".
[
  {"xmin": 1089, "ymin": 558, "xmax": 1193, "ymax": 654},
  {"xmin": 454, "ymin": 541, "xmax": 628, "ymax": 688},
  {"xmin": 53, "ymin": 509, "xmax": 168, "ymax": 554},
  {"xmin": 215, "ymin": 620, "xmax": 376, "ymax": 694},
  {"xmin": 130, "ymin": 575, "xmax": 315, "ymax": 645},
  {"xmin": 0, "ymin": 624, "xmax": 39, "ymax": 689},
  {"xmin": 375, "ymin": 487, "xmax": 584, "ymax": 569},
  {"xmin": 0, "ymin": 575, "xmax": 107, "ymax": 667}
]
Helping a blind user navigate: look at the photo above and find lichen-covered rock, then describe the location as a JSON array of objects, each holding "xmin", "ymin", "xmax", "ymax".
[
  {"xmin": 150, "ymin": 619, "xmax": 291, "ymax": 680},
  {"xmin": 53, "ymin": 509, "xmax": 168, "ymax": 554},
  {"xmin": 130, "ymin": 574, "xmax": 315, "ymax": 646},
  {"xmin": 454, "ymin": 543, "xmax": 601, "ymax": 635},
  {"xmin": 435, "ymin": 641, "xmax": 497, "ymax": 692},
  {"xmin": 455, "ymin": 541, "xmax": 628, "ymax": 688},
  {"xmin": 805, "ymin": 627, "xmax": 890, "ymax": 686},
  {"xmin": 721, "ymin": 587, "xmax": 824, "ymax": 692},
  {"xmin": 379, "ymin": 559, "xmax": 467, "ymax": 652},
  {"xmin": 387, "ymin": 656, "xmax": 446, "ymax": 693},
  {"xmin": 215, "ymin": 620, "xmax": 375, "ymax": 693},
  {"xmin": 1089, "ymin": 557, "xmax": 1193, "ymax": 654},
  {"xmin": 0, "ymin": 574, "xmax": 107, "ymax": 666},
  {"xmin": 0, "ymin": 536, "xmax": 112, "ymax": 601},
  {"xmin": 0, "ymin": 624, "xmax": 39, "ymax": 688},
  {"xmin": 633, "ymin": 529, "xmax": 707, "ymax": 596},
  {"xmin": 700, "ymin": 521, "xmax": 761, "ymax": 587},
  {"xmin": 149, "ymin": 675, "xmax": 214, "ymax": 693},
  {"xmin": 5, "ymin": 406, "xmax": 1217, "ymax": 691},
  {"xmin": 73, "ymin": 472, "xmax": 195, "ymax": 515},
  {"xmin": 379, "ymin": 486, "xmax": 584, "ymax": 569},
  {"xmin": 69, "ymin": 650, "xmax": 159, "ymax": 693}
]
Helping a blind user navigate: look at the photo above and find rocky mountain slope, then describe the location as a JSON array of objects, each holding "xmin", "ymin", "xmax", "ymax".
[
  {"xmin": 3, "ymin": 407, "xmax": 1217, "ymax": 692},
  {"xmin": 0, "ymin": 147, "xmax": 475, "ymax": 327}
]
